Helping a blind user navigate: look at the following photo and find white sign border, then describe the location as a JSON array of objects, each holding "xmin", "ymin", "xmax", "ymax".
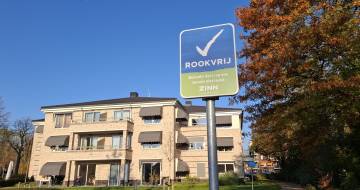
[{"xmin": 179, "ymin": 23, "xmax": 239, "ymax": 99}]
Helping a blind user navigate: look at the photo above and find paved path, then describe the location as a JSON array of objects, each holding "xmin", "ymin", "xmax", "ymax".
[{"xmin": 276, "ymin": 182, "xmax": 304, "ymax": 190}]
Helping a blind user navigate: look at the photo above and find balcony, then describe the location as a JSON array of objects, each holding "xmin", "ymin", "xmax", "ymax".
[
  {"xmin": 70, "ymin": 118, "xmax": 133, "ymax": 133},
  {"xmin": 51, "ymin": 145, "xmax": 132, "ymax": 161}
]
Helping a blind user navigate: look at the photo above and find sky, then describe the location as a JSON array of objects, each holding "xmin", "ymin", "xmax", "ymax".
[{"xmin": 0, "ymin": 0, "xmax": 250, "ymax": 153}]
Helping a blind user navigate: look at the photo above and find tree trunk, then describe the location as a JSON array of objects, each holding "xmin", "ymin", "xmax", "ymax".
[{"xmin": 13, "ymin": 153, "xmax": 21, "ymax": 176}]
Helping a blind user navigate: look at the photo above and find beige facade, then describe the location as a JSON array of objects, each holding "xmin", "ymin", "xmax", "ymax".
[{"xmin": 29, "ymin": 94, "xmax": 243, "ymax": 186}]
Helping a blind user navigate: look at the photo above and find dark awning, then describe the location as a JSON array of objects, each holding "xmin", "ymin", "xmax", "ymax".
[
  {"xmin": 176, "ymin": 133, "xmax": 188, "ymax": 144},
  {"xmin": 176, "ymin": 109, "xmax": 188, "ymax": 121},
  {"xmin": 177, "ymin": 159, "xmax": 189, "ymax": 172},
  {"xmin": 216, "ymin": 116, "xmax": 232, "ymax": 125},
  {"xmin": 138, "ymin": 131, "xmax": 162, "ymax": 143},
  {"xmin": 35, "ymin": 125, "xmax": 44, "ymax": 133},
  {"xmin": 139, "ymin": 107, "xmax": 162, "ymax": 117},
  {"xmin": 45, "ymin": 135, "xmax": 69, "ymax": 147},
  {"xmin": 39, "ymin": 162, "xmax": 66, "ymax": 176},
  {"xmin": 217, "ymin": 137, "xmax": 234, "ymax": 147}
]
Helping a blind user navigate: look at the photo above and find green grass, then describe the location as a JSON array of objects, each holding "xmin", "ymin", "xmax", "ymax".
[
  {"xmin": 174, "ymin": 181, "xmax": 280, "ymax": 190},
  {"xmin": 1, "ymin": 181, "xmax": 280, "ymax": 190}
]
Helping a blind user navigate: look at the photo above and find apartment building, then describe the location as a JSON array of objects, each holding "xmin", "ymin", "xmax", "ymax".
[{"xmin": 29, "ymin": 92, "xmax": 243, "ymax": 186}]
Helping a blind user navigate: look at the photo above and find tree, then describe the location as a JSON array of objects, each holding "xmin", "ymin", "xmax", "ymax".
[
  {"xmin": 0, "ymin": 97, "xmax": 9, "ymax": 129},
  {"xmin": 162, "ymin": 130, "xmax": 175, "ymax": 189},
  {"xmin": 0, "ymin": 97, "xmax": 11, "ymax": 177},
  {"xmin": 234, "ymin": 0, "xmax": 360, "ymax": 188},
  {"xmin": 4, "ymin": 118, "xmax": 33, "ymax": 176}
]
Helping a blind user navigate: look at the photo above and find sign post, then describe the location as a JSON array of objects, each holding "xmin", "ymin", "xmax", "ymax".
[
  {"xmin": 247, "ymin": 161, "xmax": 257, "ymax": 190},
  {"xmin": 180, "ymin": 23, "xmax": 238, "ymax": 190},
  {"xmin": 205, "ymin": 97, "xmax": 219, "ymax": 190}
]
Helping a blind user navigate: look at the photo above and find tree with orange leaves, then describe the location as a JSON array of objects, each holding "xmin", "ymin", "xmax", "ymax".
[{"xmin": 234, "ymin": 0, "xmax": 360, "ymax": 188}]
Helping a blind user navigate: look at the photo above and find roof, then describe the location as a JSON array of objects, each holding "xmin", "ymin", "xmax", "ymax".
[
  {"xmin": 41, "ymin": 97, "xmax": 177, "ymax": 109},
  {"xmin": 39, "ymin": 96, "xmax": 241, "ymax": 113},
  {"xmin": 32, "ymin": 118, "xmax": 45, "ymax": 122},
  {"xmin": 184, "ymin": 105, "xmax": 241, "ymax": 113}
]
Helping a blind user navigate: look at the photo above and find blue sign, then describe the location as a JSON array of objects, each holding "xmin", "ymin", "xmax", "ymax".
[
  {"xmin": 247, "ymin": 161, "xmax": 257, "ymax": 168},
  {"xmin": 179, "ymin": 23, "xmax": 239, "ymax": 98}
]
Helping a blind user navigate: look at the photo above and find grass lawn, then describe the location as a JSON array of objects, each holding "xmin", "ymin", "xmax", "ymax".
[
  {"xmin": 174, "ymin": 181, "xmax": 280, "ymax": 190},
  {"xmin": 1, "ymin": 181, "xmax": 280, "ymax": 190}
]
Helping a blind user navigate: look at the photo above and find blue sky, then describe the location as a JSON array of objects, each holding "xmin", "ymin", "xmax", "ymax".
[{"xmin": 0, "ymin": 0, "xmax": 250, "ymax": 152}]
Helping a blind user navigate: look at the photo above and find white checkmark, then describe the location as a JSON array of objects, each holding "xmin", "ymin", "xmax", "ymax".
[{"xmin": 196, "ymin": 29, "xmax": 224, "ymax": 57}]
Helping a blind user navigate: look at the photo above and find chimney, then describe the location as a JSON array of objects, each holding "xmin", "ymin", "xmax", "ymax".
[
  {"xmin": 130, "ymin": 92, "xmax": 139, "ymax": 98},
  {"xmin": 185, "ymin": 101, "xmax": 192, "ymax": 106}
]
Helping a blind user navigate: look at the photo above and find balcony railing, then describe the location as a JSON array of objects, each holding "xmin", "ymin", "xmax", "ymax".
[
  {"xmin": 71, "ymin": 117, "xmax": 133, "ymax": 125},
  {"xmin": 69, "ymin": 145, "xmax": 130, "ymax": 151}
]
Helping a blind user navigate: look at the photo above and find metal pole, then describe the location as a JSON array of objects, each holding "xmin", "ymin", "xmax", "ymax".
[
  {"xmin": 251, "ymin": 169, "xmax": 254, "ymax": 190},
  {"xmin": 205, "ymin": 98, "xmax": 219, "ymax": 190}
]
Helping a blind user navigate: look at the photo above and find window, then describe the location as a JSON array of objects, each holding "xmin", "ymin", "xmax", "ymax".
[
  {"xmin": 142, "ymin": 162, "xmax": 160, "ymax": 185},
  {"xmin": 80, "ymin": 136, "xmax": 98, "ymax": 150},
  {"xmin": 192, "ymin": 118, "xmax": 207, "ymax": 126},
  {"xmin": 109, "ymin": 163, "xmax": 120, "ymax": 186},
  {"xmin": 126, "ymin": 133, "xmax": 132, "ymax": 149},
  {"xmin": 176, "ymin": 171, "xmax": 189, "ymax": 177},
  {"xmin": 143, "ymin": 116, "xmax": 161, "ymax": 124},
  {"xmin": 55, "ymin": 113, "xmax": 72, "ymax": 128},
  {"xmin": 217, "ymin": 146, "xmax": 233, "ymax": 152},
  {"xmin": 77, "ymin": 164, "xmax": 96, "ymax": 186},
  {"xmin": 84, "ymin": 112, "xmax": 100, "ymax": 123},
  {"xmin": 112, "ymin": 134, "xmax": 123, "ymax": 149},
  {"xmin": 217, "ymin": 163, "xmax": 234, "ymax": 173},
  {"xmin": 124, "ymin": 160, "xmax": 131, "ymax": 183},
  {"xmin": 189, "ymin": 142, "xmax": 204, "ymax": 150},
  {"xmin": 142, "ymin": 142, "xmax": 161, "ymax": 149},
  {"xmin": 97, "ymin": 137, "xmax": 105, "ymax": 149},
  {"xmin": 114, "ymin": 110, "xmax": 131, "ymax": 121},
  {"xmin": 218, "ymin": 164, "xmax": 225, "ymax": 173}
]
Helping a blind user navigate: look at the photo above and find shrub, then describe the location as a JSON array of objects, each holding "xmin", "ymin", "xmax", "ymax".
[
  {"xmin": 219, "ymin": 172, "xmax": 243, "ymax": 185},
  {"xmin": 28, "ymin": 175, "xmax": 35, "ymax": 182},
  {"xmin": 305, "ymin": 184, "xmax": 317, "ymax": 190},
  {"xmin": 0, "ymin": 175, "xmax": 27, "ymax": 187},
  {"xmin": 177, "ymin": 176, "xmax": 203, "ymax": 190},
  {"xmin": 181, "ymin": 175, "xmax": 200, "ymax": 185},
  {"xmin": 340, "ymin": 172, "xmax": 360, "ymax": 190},
  {"xmin": 0, "ymin": 178, "xmax": 24, "ymax": 187},
  {"xmin": 255, "ymin": 173, "xmax": 267, "ymax": 181}
]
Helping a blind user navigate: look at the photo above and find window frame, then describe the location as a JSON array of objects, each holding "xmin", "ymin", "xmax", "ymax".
[
  {"xmin": 217, "ymin": 163, "xmax": 235, "ymax": 174},
  {"xmin": 80, "ymin": 135, "xmax": 99, "ymax": 150},
  {"xmin": 112, "ymin": 134, "xmax": 123, "ymax": 149},
  {"xmin": 54, "ymin": 113, "xmax": 72, "ymax": 128},
  {"xmin": 114, "ymin": 110, "xmax": 131, "ymax": 121},
  {"xmin": 192, "ymin": 118, "xmax": 207, "ymax": 126},
  {"xmin": 188, "ymin": 142, "xmax": 204, "ymax": 150},
  {"xmin": 217, "ymin": 146, "xmax": 234, "ymax": 152},
  {"xmin": 84, "ymin": 112, "xmax": 101, "ymax": 123},
  {"xmin": 141, "ymin": 142, "xmax": 161, "ymax": 149},
  {"xmin": 143, "ymin": 116, "xmax": 161, "ymax": 124},
  {"xmin": 126, "ymin": 133, "xmax": 132, "ymax": 149}
]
